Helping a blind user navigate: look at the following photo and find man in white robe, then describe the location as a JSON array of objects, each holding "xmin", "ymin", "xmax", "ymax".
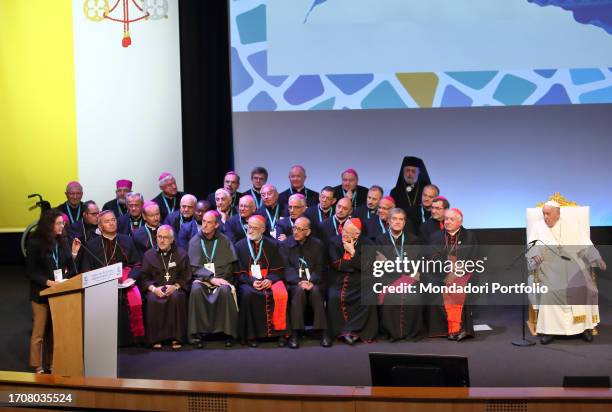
[{"xmin": 527, "ymin": 200, "xmax": 606, "ymax": 344}]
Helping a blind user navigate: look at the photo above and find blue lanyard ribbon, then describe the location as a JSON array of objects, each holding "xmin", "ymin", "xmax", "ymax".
[
  {"xmin": 66, "ymin": 202, "xmax": 81, "ymax": 224},
  {"xmin": 247, "ymin": 238, "xmax": 263, "ymax": 265},
  {"xmin": 378, "ymin": 217, "xmax": 387, "ymax": 234},
  {"xmin": 265, "ymin": 204, "xmax": 279, "ymax": 228},
  {"xmin": 251, "ymin": 189, "xmax": 262, "ymax": 208},
  {"xmin": 116, "ymin": 200, "xmax": 125, "ymax": 216},
  {"xmin": 342, "ymin": 188, "xmax": 358, "ymax": 209},
  {"xmin": 145, "ymin": 226, "xmax": 156, "ymax": 249},
  {"xmin": 367, "ymin": 208, "xmax": 377, "ymax": 219},
  {"xmin": 200, "ymin": 238, "xmax": 218, "ymax": 263},
  {"xmin": 298, "ymin": 257, "xmax": 308, "ymax": 269},
  {"xmin": 389, "ymin": 231, "xmax": 405, "ymax": 258},
  {"xmin": 51, "ymin": 243, "xmax": 59, "ymax": 269},
  {"xmin": 162, "ymin": 196, "xmax": 176, "ymax": 214}
]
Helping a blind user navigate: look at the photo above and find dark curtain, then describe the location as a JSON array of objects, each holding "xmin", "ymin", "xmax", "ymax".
[{"xmin": 178, "ymin": 0, "xmax": 234, "ymax": 200}]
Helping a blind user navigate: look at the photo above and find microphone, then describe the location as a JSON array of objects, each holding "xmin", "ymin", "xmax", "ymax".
[
  {"xmin": 78, "ymin": 241, "xmax": 105, "ymax": 267},
  {"xmin": 529, "ymin": 239, "xmax": 571, "ymax": 261}
]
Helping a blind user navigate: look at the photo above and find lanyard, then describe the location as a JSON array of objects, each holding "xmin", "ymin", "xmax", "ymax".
[
  {"xmin": 298, "ymin": 257, "xmax": 308, "ymax": 269},
  {"xmin": 200, "ymin": 238, "xmax": 218, "ymax": 263},
  {"xmin": 116, "ymin": 200, "xmax": 125, "ymax": 216},
  {"xmin": 265, "ymin": 204, "xmax": 279, "ymax": 228},
  {"xmin": 145, "ymin": 226, "xmax": 156, "ymax": 250},
  {"xmin": 247, "ymin": 238, "xmax": 264, "ymax": 265},
  {"xmin": 389, "ymin": 232, "xmax": 405, "ymax": 258},
  {"xmin": 367, "ymin": 208, "xmax": 377, "ymax": 219},
  {"xmin": 162, "ymin": 196, "xmax": 176, "ymax": 214},
  {"xmin": 378, "ymin": 217, "xmax": 387, "ymax": 234},
  {"xmin": 250, "ymin": 188, "xmax": 262, "ymax": 208},
  {"xmin": 342, "ymin": 188, "xmax": 358, "ymax": 209},
  {"xmin": 66, "ymin": 202, "xmax": 81, "ymax": 224},
  {"xmin": 51, "ymin": 243, "xmax": 59, "ymax": 269},
  {"xmin": 131, "ymin": 217, "xmax": 143, "ymax": 232},
  {"xmin": 290, "ymin": 187, "xmax": 307, "ymax": 202},
  {"xmin": 241, "ymin": 219, "xmax": 248, "ymax": 237}
]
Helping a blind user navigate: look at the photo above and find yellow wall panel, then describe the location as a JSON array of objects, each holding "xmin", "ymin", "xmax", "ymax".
[{"xmin": 0, "ymin": 0, "xmax": 78, "ymax": 232}]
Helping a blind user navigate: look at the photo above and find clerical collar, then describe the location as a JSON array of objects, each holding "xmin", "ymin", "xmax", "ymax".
[
  {"xmin": 391, "ymin": 231, "xmax": 402, "ymax": 239},
  {"xmin": 102, "ymin": 233, "xmax": 117, "ymax": 240},
  {"xmin": 131, "ymin": 215, "xmax": 142, "ymax": 221},
  {"xmin": 447, "ymin": 228, "xmax": 460, "ymax": 237},
  {"xmin": 146, "ymin": 224, "xmax": 158, "ymax": 231},
  {"xmin": 335, "ymin": 216, "xmax": 347, "ymax": 224},
  {"xmin": 159, "ymin": 247, "xmax": 172, "ymax": 256},
  {"xmin": 319, "ymin": 205, "xmax": 332, "ymax": 213}
]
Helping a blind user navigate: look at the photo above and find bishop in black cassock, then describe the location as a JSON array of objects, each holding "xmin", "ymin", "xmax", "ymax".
[
  {"xmin": 327, "ymin": 218, "xmax": 378, "ymax": 344},
  {"xmin": 140, "ymin": 225, "xmax": 191, "ymax": 348}
]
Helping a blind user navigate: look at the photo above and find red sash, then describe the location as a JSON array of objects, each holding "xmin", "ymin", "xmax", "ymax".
[{"xmin": 121, "ymin": 267, "xmax": 144, "ymax": 337}]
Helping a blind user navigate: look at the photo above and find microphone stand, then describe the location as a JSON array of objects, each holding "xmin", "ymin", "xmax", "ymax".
[{"xmin": 507, "ymin": 241, "xmax": 538, "ymax": 347}]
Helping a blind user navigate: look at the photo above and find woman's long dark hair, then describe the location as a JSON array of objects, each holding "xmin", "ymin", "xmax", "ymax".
[{"xmin": 33, "ymin": 208, "xmax": 67, "ymax": 252}]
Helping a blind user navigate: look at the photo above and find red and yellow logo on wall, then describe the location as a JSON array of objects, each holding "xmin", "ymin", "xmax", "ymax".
[{"xmin": 84, "ymin": 0, "xmax": 168, "ymax": 47}]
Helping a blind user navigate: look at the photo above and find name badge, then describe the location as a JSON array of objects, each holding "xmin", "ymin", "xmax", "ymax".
[
  {"xmin": 251, "ymin": 264, "xmax": 262, "ymax": 279},
  {"xmin": 169, "ymin": 261, "xmax": 176, "ymax": 268},
  {"xmin": 53, "ymin": 269, "xmax": 63, "ymax": 282},
  {"xmin": 270, "ymin": 229, "xmax": 277, "ymax": 239},
  {"xmin": 204, "ymin": 263, "xmax": 215, "ymax": 274}
]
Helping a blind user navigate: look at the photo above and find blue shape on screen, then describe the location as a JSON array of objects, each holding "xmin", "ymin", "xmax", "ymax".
[
  {"xmin": 310, "ymin": 97, "xmax": 336, "ymax": 110},
  {"xmin": 361, "ymin": 81, "xmax": 407, "ymax": 109},
  {"xmin": 326, "ymin": 74, "xmax": 374, "ymax": 95},
  {"xmin": 535, "ymin": 84, "xmax": 571, "ymax": 105},
  {"xmin": 284, "ymin": 76, "xmax": 325, "ymax": 105},
  {"xmin": 304, "ymin": 0, "xmax": 328, "ymax": 23},
  {"xmin": 528, "ymin": 0, "xmax": 612, "ymax": 35},
  {"xmin": 570, "ymin": 68, "xmax": 606, "ymax": 85},
  {"xmin": 231, "ymin": 47, "xmax": 253, "ymax": 96},
  {"xmin": 248, "ymin": 91, "xmax": 277, "ymax": 111},
  {"xmin": 446, "ymin": 71, "xmax": 498, "ymax": 90},
  {"xmin": 534, "ymin": 69, "xmax": 557, "ymax": 78},
  {"xmin": 440, "ymin": 85, "xmax": 473, "ymax": 107},
  {"xmin": 493, "ymin": 75, "xmax": 537, "ymax": 105},
  {"xmin": 247, "ymin": 51, "xmax": 288, "ymax": 87},
  {"xmin": 579, "ymin": 86, "xmax": 612, "ymax": 103},
  {"xmin": 236, "ymin": 4, "xmax": 267, "ymax": 44}
]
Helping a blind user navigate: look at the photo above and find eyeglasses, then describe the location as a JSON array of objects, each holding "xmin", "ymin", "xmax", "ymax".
[
  {"xmin": 157, "ymin": 235, "xmax": 173, "ymax": 240},
  {"xmin": 292, "ymin": 227, "xmax": 309, "ymax": 232},
  {"xmin": 288, "ymin": 205, "xmax": 305, "ymax": 210}
]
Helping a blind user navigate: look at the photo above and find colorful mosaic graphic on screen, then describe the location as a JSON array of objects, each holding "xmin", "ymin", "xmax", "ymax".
[{"xmin": 230, "ymin": 0, "xmax": 612, "ymax": 111}]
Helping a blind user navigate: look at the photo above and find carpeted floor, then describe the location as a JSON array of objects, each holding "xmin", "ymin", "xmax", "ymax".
[{"xmin": 3, "ymin": 264, "xmax": 612, "ymax": 387}]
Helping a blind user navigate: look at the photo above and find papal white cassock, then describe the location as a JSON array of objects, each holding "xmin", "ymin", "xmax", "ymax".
[{"xmin": 527, "ymin": 210, "xmax": 601, "ymax": 336}]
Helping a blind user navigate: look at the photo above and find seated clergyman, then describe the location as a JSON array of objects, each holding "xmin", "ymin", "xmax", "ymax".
[
  {"xmin": 140, "ymin": 225, "xmax": 191, "ymax": 350},
  {"xmin": 187, "ymin": 211, "xmax": 239, "ymax": 348}
]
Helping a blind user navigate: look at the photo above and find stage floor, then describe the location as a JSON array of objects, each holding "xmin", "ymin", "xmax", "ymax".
[{"xmin": 3, "ymin": 264, "xmax": 612, "ymax": 387}]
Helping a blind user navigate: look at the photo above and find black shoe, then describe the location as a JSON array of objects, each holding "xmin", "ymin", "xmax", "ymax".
[
  {"xmin": 581, "ymin": 329, "xmax": 593, "ymax": 343},
  {"xmin": 288, "ymin": 335, "xmax": 299, "ymax": 349},
  {"xmin": 455, "ymin": 330, "xmax": 470, "ymax": 342},
  {"xmin": 321, "ymin": 333, "xmax": 333, "ymax": 347},
  {"xmin": 278, "ymin": 336, "xmax": 288, "ymax": 347},
  {"xmin": 540, "ymin": 334, "xmax": 554, "ymax": 345},
  {"xmin": 225, "ymin": 338, "xmax": 234, "ymax": 348},
  {"xmin": 248, "ymin": 339, "xmax": 258, "ymax": 348}
]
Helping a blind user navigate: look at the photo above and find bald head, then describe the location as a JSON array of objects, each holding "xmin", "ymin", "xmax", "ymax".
[
  {"xmin": 180, "ymin": 194, "xmax": 197, "ymax": 218},
  {"xmin": 288, "ymin": 165, "xmax": 306, "ymax": 190},
  {"xmin": 335, "ymin": 197, "xmax": 353, "ymax": 220},
  {"xmin": 261, "ymin": 184, "xmax": 279, "ymax": 208},
  {"xmin": 239, "ymin": 195, "xmax": 256, "ymax": 218}
]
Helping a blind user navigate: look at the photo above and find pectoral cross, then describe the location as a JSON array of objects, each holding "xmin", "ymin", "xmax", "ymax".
[{"xmin": 164, "ymin": 272, "xmax": 170, "ymax": 282}]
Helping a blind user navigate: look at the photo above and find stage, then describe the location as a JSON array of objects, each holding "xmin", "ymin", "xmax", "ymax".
[{"xmin": 2, "ymin": 264, "xmax": 612, "ymax": 388}]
